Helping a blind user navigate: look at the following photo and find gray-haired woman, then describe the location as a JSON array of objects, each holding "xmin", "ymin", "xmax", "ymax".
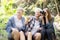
[
  {"xmin": 25, "ymin": 8, "xmax": 44, "ymax": 40},
  {"xmin": 6, "ymin": 7, "xmax": 25, "ymax": 40}
]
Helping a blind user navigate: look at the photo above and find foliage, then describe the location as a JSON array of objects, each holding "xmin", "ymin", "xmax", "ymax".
[
  {"xmin": 0, "ymin": 0, "xmax": 43, "ymax": 28},
  {"xmin": 0, "ymin": 0, "xmax": 16, "ymax": 28},
  {"xmin": 0, "ymin": 0, "xmax": 60, "ymax": 40}
]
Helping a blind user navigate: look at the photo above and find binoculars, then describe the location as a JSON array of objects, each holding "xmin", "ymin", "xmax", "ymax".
[
  {"xmin": 40, "ymin": 10, "xmax": 46, "ymax": 16},
  {"xmin": 40, "ymin": 10, "xmax": 46, "ymax": 28}
]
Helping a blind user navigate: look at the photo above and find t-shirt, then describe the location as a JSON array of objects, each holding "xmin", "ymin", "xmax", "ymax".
[{"xmin": 14, "ymin": 15, "xmax": 23, "ymax": 28}]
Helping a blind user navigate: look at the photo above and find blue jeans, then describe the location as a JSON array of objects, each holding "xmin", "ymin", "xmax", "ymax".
[
  {"xmin": 45, "ymin": 29, "xmax": 53, "ymax": 40},
  {"xmin": 41, "ymin": 29, "xmax": 45, "ymax": 40}
]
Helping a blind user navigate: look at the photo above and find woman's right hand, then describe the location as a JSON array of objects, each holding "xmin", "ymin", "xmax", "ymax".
[
  {"xmin": 11, "ymin": 28, "xmax": 18, "ymax": 32},
  {"xmin": 25, "ymin": 17, "xmax": 30, "ymax": 24},
  {"xmin": 25, "ymin": 32, "xmax": 28, "ymax": 36}
]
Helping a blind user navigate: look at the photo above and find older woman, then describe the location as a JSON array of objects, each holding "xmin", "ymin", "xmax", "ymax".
[
  {"xmin": 25, "ymin": 8, "xmax": 44, "ymax": 40},
  {"xmin": 6, "ymin": 7, "xmax": 25, "ymax": 40}
]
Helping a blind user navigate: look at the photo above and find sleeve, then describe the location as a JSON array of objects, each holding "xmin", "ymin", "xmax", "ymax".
[
  {"xmin": 20, "ymin": 17, "xmax": 26, "ymax": 32},
  {"xmin": 6, "ymin": 18, "xmax": 12, "ymax": 33}
]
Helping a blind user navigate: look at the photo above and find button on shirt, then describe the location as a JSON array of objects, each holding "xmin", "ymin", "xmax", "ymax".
[{"xmin": 14, "ymin": 15, "xmax": 23, "ymax": 28}]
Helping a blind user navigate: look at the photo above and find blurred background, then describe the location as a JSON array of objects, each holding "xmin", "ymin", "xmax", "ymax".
[{"xmin": 0, "ymin": 0, "xmax": 60, "ymax": 40}]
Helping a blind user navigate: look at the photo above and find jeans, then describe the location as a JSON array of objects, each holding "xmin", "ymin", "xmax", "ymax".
[
  {"xmin": 45, "ymin": 29, "xmax": 53, "ymax": 40},
  {"xmin": 41, "ymin": 28, "xmax": 53, "ymax": 40}
]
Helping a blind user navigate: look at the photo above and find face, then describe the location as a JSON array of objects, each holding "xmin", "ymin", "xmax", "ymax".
[
  {"xmin": 17, "ymin": 10, "xmax": 23, "ymax": 18},
  {"xmin": 35, "ymin": 11, "xmax": 41, "ymax": 17},
  {"xmin": 44, "ymin": 9, "xmax": 48, "ymax": 16},
  {"xmin": 39, "ymin": 12, "xmax": 44, "ymax": 19},
  {"xmin": 39, "ymin": 11, "xmax": 46, "ymax": 19}
]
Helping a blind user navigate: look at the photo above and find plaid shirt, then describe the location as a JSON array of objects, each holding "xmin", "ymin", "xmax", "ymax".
[{"xmin": 25, "ymin": 17, "xmax": 42, "ymax": 33}]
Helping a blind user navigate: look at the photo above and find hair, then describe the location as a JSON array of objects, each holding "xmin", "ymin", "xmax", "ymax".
[
  {"xmin": 44, "ymin": 8, "xmax": 52, "ymax": 21},
  {"xmin": 17, "ymin": 7, "xmax": 24, "ymax": 12},
  {"xmin": 34, "ymin": 8, "xmax": 42, "ymax": 12}
]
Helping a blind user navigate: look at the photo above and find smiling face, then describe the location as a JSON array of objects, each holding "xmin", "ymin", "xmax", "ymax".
[
  {"xmin": 34, "ymin": 8, "xmax": 42, "ymax": 18},
  {"xmin": 43, "ymin": 8, "xmax": 52, "ymax": 21},
  {"xmin": 17, "ymin": 9, "xmax": 23, "ymax": 19},
  {"xmin": 35, "ymin": 11, "xmax": 41, "ymax": 17}
]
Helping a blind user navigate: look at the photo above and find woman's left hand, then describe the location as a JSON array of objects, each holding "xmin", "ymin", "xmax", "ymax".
[
  {"xmin": 44, "ymin": 9, "xmax": 48, "ymax": 18},
  {"xmin": 38, "ymin": 28, "xmax": 42, "ymax": 30},
  {"xmin": 45, "ymin": 12, "xmax": 48, "ymax": 18}
]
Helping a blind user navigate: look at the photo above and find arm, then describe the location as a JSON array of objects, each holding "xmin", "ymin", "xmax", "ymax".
[{"xmin": 6, "ymin": 18, "xmax": 13, "ymax": 33}]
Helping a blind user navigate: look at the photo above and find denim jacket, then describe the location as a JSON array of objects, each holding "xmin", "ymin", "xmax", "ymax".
[{"xmin": 6, "ymin": 16, "xmax": 25, "ymax": 33}]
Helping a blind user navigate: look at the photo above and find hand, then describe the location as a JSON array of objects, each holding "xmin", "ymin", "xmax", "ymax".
[
  {"xmin": 25, "ymin": 19, "xmax": 28, "ymax": 24},
  {"xmin": 25, "ymin": 32, "xmax": 28, "ymax": 36},
  {"xmin": 40, "ymin": 16, "xmax": 44, "ymax": 20},
  {"xmin": 38, "ymin": 28, "xmax": 42, "ymax": 30},
  {"xmin": 11, "ymin": 28, "xmax": 18, "ymax": 32},
  {"xmin": 25, "ymin": 17, "xmax": 30, "ymax": 24},
  {"xmin": 45, "ymin": 12, "xmax": 48, "ymax": 18},
  {"xmin": 43, "ymin": 9, "xmax": 48, "ymax": 17}
]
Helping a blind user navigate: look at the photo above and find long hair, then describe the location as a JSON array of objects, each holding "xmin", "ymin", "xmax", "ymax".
[{"xmin": 44, "ymin": 8, "xmax": 52, "ymax": 21}]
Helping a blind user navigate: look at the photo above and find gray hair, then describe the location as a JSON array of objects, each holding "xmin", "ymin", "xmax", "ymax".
[
  {"xmin": 34, "ymin": 8, "xmax": 42, "ymax": 12},
  {"xmin": 17, "ymin": 7, "xmax": 24, "ymax": 12}
]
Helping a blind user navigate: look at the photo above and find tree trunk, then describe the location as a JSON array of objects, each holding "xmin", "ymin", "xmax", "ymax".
[{"xmin": 54, "ymin": 0, "xmax": 60, "ymax": 15}]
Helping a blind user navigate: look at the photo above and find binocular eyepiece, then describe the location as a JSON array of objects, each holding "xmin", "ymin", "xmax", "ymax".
[{"xmin": 40, "ymin": 10, "xmax": 46, "ymax": 16}]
